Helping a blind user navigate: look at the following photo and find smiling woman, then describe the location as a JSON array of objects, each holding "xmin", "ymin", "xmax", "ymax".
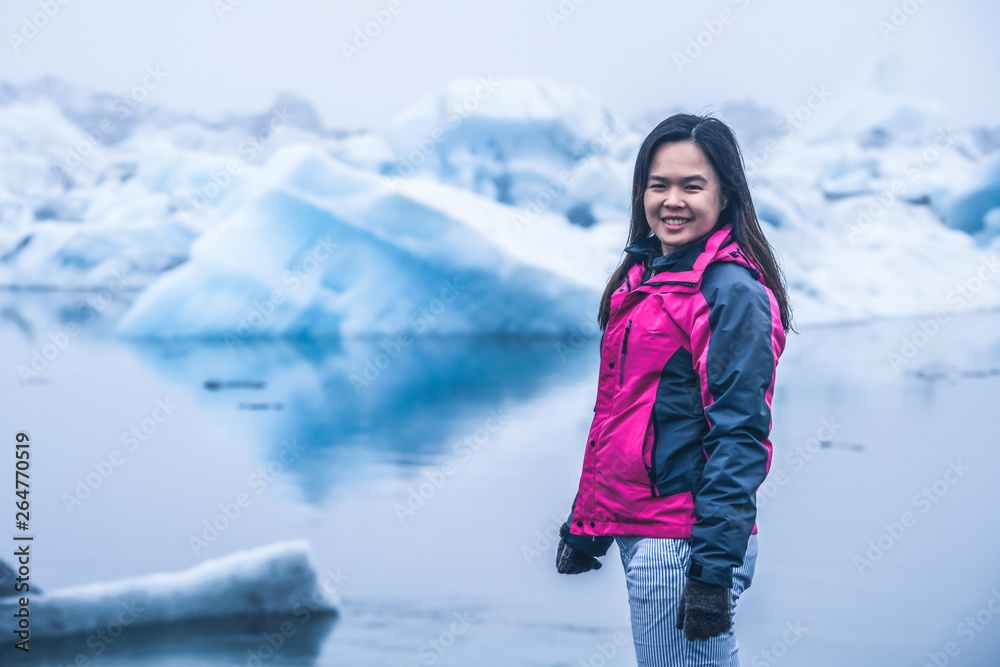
[
  {"xmin": 643, "ymin": 141, "xmax": 730, "ymax": 255},
  {"xmin": 556, "ymin": 113, "xmax": 795, "ymax": 667}
]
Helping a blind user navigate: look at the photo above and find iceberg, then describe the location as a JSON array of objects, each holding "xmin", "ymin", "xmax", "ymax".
[
  {"xmin": 0, "ymin": 79, "xmax": 337, "ymax": 291},
  {"xmin": 2, "ymin": 74, "xmax": 1000, "ymax": 335},
  {"xmin": 380, "ymin": 75, "xmax": 640, "ymax": 222},
  {"xmin": 944, "ymin": 153, "xmax": 1000, "ymax": 247},
  {"xmin": 113, "ymin": 143, "xmax": 608, "ymax": 339},
  {"xmin": 0, "ymin": 540, "xmax": 337, "ymax": 639}
]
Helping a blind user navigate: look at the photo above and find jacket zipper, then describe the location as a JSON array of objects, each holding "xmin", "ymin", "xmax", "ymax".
[
  {"xmin": 619, "ymin": 319, "xmax": 631, "ymax": 386},
  {"xmin": 642, "ymin": 279, "xmax": 697, "ymax": 287}
]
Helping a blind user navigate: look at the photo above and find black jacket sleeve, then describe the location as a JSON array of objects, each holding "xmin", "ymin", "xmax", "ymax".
[
  {"xmin": 560, "ymin": 492, "xmax": 614, "ymax": 558},
  {"xmin": 687, "ymin": 262, "xmax": 777, "ymax": 588}
]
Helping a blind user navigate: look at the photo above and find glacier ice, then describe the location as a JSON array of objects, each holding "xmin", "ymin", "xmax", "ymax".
[
  {"xmin": 1, "ymin": 75, "xmax": 1000, "ymax": 335},
  {"xmin": 0, "ymin": 540, "xmax": 336, "ymax": 638},
  {"xmin": 113, "ymin": 144, "xmax": 605, "ymax": 338}
]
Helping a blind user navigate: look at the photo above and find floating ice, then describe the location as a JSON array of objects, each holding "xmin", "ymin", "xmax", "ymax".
[
  {"xmin": 0, "ymin": 540, "xmax": 337, "ymax": 638},
  {"xmin": 112, "ymin": 144, "xmax": 606, "ymax": 339}
]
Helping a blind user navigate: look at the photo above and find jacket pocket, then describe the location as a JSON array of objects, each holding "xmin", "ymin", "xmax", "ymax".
[
  {"xmin": 619, "ymin": 319, "xmax": 632, "ymax": 388},
  {"xmin": 643, "ymin": 405, "xmax": 658, "ymax": 497}
]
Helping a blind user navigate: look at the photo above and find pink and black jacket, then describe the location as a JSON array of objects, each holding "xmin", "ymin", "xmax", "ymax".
[{"xmin": 561, "ymin": 223, "xmax": 786, "ymax": 588}]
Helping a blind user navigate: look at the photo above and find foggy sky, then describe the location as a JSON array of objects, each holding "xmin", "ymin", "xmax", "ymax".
[{"xmin": 1, "ymin": 0, "xmax": 996, "ymax": 131}]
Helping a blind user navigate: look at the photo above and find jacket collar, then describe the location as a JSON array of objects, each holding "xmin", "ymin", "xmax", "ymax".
[
  {"xmin": 622, "ymin": 224, "xmax": 762, "ymax": 289},
  {"xmin": 625, "ymin": 231, "xmax": 713, "ymax": 276}
]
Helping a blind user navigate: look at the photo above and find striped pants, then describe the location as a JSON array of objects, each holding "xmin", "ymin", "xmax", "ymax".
[{"xmin": 614, "ymin": 534, "xmax": 758, "ymax": 667}]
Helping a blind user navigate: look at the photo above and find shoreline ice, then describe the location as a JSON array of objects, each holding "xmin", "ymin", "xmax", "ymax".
[{"xmin": 0, "ymin": 540, "xmax": 337, "ymax": 639}]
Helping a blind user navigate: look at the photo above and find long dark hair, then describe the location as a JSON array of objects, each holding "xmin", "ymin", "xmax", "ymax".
[{"xmin": 598, "ymin": 113, "xmax": 795, "ymax": 334}]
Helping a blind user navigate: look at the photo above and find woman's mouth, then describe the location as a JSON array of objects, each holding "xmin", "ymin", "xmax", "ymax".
[{"xmin": 661, "ymin": 216, "xmax": 692, "ymax": 226}]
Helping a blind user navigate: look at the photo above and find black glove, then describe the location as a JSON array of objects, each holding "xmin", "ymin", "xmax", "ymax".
[
  {"xmin": 555, "ymin": 535, "xmax": 603, "ymax": 574},
  {"xmin": 675, "ymin": 577, "xmax": 731, "ymax": 641}
]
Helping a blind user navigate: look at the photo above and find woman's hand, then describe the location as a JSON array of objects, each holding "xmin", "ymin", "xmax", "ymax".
[
  {"xmin": 555, "ymin": 536, "xmax": 603, "ymax": 574},
  {"xmin": 675, "ymin": 577, "xmax": 732, "ymax": 640}
]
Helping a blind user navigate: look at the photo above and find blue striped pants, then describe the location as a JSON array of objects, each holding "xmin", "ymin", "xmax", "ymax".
[{"xmin": 614, "ymin": 533, "xmax": 758, "ymax": 667}]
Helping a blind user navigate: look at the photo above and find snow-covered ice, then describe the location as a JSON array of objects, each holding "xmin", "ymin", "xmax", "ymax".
[
  {"xmin": 1, "ymin": 75, "xmax": 999, "ymax": 337},
  {"xmin": 112, "ymin": 144, "xmax": 604, "ymax": 338},
  {"xmin": 0, "ymin": 540, "xmax": 336, "ymax": 638}
]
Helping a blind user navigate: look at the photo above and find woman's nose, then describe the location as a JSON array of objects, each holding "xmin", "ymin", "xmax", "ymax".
[{"xmin": 663, "ymin": 189, "xmax": 684, "ymax": 207}]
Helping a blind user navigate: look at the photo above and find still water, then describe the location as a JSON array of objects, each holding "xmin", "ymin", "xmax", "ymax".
[{"xmin": 2, "ymin": 292, "xmax": 999, "ymax": 666}]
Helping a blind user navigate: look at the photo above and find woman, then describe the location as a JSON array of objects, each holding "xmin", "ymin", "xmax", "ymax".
[{"xmin": 555, "ymin": 113, "xmax": 794, "ymax": 667}]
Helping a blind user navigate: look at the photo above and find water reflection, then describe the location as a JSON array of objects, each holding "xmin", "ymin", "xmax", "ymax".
[
  {"xmin": 123, "ymin": 335, "xmax": 597, "ymax": 503},
  {"xmin": 0, "ymin": 613, "xmax": 337, "ymax": 667}
]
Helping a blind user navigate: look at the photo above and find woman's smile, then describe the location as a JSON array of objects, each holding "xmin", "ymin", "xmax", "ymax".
[{"xmin": 643, "ymin": 140, "xmax": 728, "ymax": 254}]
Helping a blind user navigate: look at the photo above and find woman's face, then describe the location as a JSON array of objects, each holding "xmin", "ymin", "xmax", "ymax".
[{"xmin": 643, "ymin": 141, "xmax": 729, "ymax": 255}]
